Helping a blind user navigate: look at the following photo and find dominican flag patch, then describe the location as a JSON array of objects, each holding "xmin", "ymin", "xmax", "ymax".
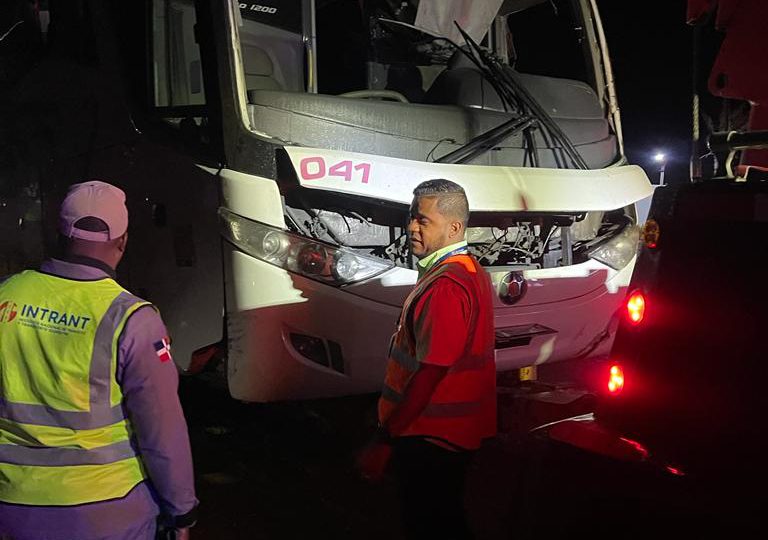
[{"xmin": 153, "ymin": 337, "xmax": 172, "ymax": 362}]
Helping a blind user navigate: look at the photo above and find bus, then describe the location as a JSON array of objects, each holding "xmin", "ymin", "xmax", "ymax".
[{"xmin": 0, "ymin": 0, "xmax": 652, "ymax": 401}]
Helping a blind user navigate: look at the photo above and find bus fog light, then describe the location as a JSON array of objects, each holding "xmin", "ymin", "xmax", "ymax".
[{"xmin": 289, "ymin": 333, "xmax": 329, "ymax": 367}]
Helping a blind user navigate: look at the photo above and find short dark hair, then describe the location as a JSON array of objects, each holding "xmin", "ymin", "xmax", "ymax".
[{"xmin": 413, "ymin": 179, "xmax": 470, "ymax": 227}]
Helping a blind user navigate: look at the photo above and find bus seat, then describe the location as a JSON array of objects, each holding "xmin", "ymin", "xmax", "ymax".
[
  {"xmin": 385, "ymin": 64, "xmax": 425, "ymax": 103},
  {"xmin": 242, "ymin": 45, "xmax": 282, "ymax": 91}
]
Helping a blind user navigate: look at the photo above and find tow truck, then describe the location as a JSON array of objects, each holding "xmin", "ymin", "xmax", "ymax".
[{"xmin": 524, "ymin": 1, "xmax": 768, "ymax": 536}]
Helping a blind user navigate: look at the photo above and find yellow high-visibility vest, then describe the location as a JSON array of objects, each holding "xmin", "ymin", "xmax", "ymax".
[{"xmin": 0, "ymin": 270, "xmax": 149, "ymax": 505}]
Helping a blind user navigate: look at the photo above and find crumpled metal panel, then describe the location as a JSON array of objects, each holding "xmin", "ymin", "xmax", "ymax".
[{"xmin": 283, "ymin": 146, "xmax": 652, "ymax": 213}]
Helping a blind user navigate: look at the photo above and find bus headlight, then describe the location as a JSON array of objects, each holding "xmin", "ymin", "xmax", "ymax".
[
  {"xmin": 219, "ymin": 207, "xmax": 393, "ymax": 286},
  {"xmin": 588, "ymin": 225, "xmax": 640, "ymax": 270}
]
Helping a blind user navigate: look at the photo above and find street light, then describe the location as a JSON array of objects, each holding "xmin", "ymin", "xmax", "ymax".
[{"xmin": 653, "ymin": 152, "xmax": 667, "ymax": 185}]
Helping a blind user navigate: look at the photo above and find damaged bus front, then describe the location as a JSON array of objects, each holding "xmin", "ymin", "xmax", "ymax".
[
  {"xmin": 206, "ymin": 0, "xmax": 653, "ymax": 400},
  {"xmin": 0, "ymin": 0, "xmax": 651, "ymax": 402}
]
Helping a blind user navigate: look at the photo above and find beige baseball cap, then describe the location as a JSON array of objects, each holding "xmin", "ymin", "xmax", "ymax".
[{"xmin": 59, "ymin": 181, "xmax": 129, "ymax": 241}]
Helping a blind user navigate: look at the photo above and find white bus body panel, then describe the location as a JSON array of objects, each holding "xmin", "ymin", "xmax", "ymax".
[
  {"xmin": 220, "ymin": 152, "xmax": 650, "ymax": 401},
  {"xmin": 284, "ymin": 146, "xmax": 653, "ymax": 212},
  {"xmin": 224, "ymin": 245, "xmax": 633, "ymax": 402}
]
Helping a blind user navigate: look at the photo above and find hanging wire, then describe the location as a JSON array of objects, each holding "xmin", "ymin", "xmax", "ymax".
[
  {"xmin": 455, "ymin": 24, "xmax": 588, "ymax": 169},
  {"xmin": 426, "ymin": 138, "xmax": 456, "ymax": 162}
]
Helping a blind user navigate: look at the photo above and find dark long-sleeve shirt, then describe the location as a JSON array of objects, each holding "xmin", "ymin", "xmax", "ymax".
[{"xmin": 0, "ymin": 258, "xmax": 197, "ymax": 540}]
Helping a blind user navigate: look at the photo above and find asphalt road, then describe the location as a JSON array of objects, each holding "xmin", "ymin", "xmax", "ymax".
[
  {"xmin": 179, "ymin": 376, "xmax": 749, "ymax": 540},
  {"xmin": 179, "ymin": 377, "xmax": 537, "ymax": 540}
]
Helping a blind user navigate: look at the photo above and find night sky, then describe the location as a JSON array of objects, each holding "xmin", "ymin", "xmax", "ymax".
[{"xmin": 597, "ymin": 0, "xmax": 694, "ymax": 183}]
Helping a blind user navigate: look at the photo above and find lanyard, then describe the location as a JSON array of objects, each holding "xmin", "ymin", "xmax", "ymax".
[{"xmin": 431, "ymin": 246, "xmax": 470, "ymax": 267}]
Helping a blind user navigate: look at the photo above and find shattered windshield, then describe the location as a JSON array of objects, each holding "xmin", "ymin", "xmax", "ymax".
[
  {"xmin": 241, "ymin": 0, "xmax": 617, "ymax": 170},
  {"xmin": 237, "ymin": 0, "xmax": 627, "ymax": 271}
]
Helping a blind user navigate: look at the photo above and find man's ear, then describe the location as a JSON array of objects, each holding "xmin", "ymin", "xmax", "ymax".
[
  {"xmin": 449, "ymin": 220, "xmax": 464, "ymax": 240},
  {"xmin": 117, "ymin": 232, "xmax": 128, "ymax": 253}
]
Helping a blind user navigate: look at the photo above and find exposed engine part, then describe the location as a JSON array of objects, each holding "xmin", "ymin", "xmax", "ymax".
[
  {"xmin": 284, "ymin": 203, "xmax": 633, "ymax": 271},
  {"xmin": 467, "ymin": 224, "xmax": 547, "ymax": 267},
  {"xmin": 373, "ymin": 233, "xmax": 411, "ymax": 267}
]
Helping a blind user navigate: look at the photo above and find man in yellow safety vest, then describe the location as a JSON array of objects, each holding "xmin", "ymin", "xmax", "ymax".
[{"xmin": 0, "ymin": 180, "xmax": 197, "ymax": 540}]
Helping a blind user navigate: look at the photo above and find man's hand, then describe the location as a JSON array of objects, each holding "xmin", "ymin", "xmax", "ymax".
[
  {"xmin": 174, "ymin": 527, "xmax": 191, "ymax": 540},
  {"xmin": 356, "ymin": 441, "xmax": 393, "ymax": 483}
]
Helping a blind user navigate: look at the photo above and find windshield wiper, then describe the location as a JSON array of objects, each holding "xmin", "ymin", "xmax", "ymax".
[
  {"xmin": 435, "ymin": 115, "xmax": 536, "ymax": 164},
  {"xmin": 379, "ymin": 19, "xmax": 587, "ymax": 169},
  {"xmin": 454, "ymin": 25, "xmax": 588, "ymax": 170}
]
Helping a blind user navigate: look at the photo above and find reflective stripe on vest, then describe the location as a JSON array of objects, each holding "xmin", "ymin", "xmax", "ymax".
[
  {"xmin": 378, "ymin": 254, "xmax": 497, "ymax": 450},
  {"xmin": 389, "ymin": 344, "xmax": 419, "ymax": 372},
  {"xmin": 0, "ymin": 270, "xmax": 149, "ymax": 505},
  {"xmin": 381, "ymin": 385, "xmax": 484, "ymax": 418},
  {"xmin": 0, "ymin": 438, "xmax": 137, "ymax": 466}
]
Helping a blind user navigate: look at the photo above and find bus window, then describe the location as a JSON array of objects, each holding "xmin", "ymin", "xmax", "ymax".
[
  {"xmin": 237, "ymin": 1, "xmax": 305, "ymax": 94},
  {"xmin": 506, "ymin": 0, "xmax": 589, "ymax": 84},
  {"xmin": 152, "ymin": 0, "xmax": 206, "ymax": 107},
  {"xmin": 315, "ymin": 0, "xmax": 367, "ymax": 96}
]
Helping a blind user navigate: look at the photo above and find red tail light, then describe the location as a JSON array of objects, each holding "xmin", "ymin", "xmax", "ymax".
[
  {"xmin": 619, "ymin": 437, "xmax": 649, "ymax": 459},
  {"xmin": 625, "ymin": 290, "xmax": 646, "ymax": 325},
  {"xmin": 607, "ymin": 364, "xmax": 625, "ymax": 395},
  {"xmin": 666, "ymin": 466, "xmax": 685, "ymax": 477}
]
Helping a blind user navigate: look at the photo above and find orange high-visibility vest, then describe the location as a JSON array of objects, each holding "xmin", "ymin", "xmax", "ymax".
[{"xmin": 378, "ymin": 253, "xmax": 497, "ymax": 450}]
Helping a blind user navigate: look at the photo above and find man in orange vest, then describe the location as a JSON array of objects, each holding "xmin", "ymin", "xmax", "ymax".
[{"xmin": 358, "ymin": 179, "xmax": 497, "ymax": 539}]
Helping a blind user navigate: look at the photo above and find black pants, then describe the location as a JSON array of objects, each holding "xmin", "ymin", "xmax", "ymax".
[{"xmin": 391, "ymin": 437, "xmax": 474, "ymax": 540}]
